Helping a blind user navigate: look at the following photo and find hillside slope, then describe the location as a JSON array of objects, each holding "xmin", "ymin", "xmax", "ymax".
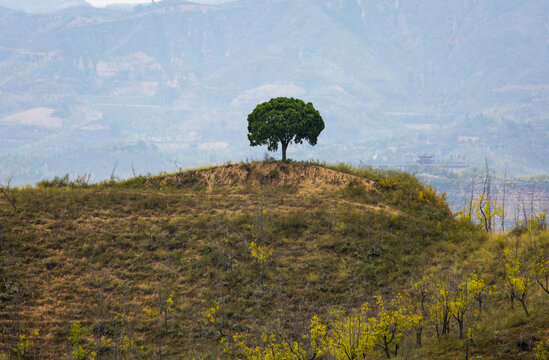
[{"xmin": 0, "ymin": 162, "xmax": 547, "ymax": 359}]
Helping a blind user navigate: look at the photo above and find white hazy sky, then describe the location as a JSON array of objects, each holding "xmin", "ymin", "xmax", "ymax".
[
  {"xmin": 87, "ymin": 0, "xmax": 230, "ymax": 6},
  {"xmin": 86, "ymin": 0, "xmax": 154, "ymax": 6}
]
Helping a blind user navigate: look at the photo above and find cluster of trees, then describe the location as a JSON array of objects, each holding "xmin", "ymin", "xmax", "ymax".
[
  {"xmin": 455, "ymin": 159, "xmax": 548, "ymax": 232},
  {"xmin": 209, "ymin": 231, "xmax": 549, "ymax": 360},
  {"xmin": 216, "ymin": 275, "xmax": 477, "ymax": 359}
]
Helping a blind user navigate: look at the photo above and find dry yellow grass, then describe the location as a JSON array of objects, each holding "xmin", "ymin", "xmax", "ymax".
[{"xmin": 0, "ymin": 161, "xmax": 483, "ymax": 358}]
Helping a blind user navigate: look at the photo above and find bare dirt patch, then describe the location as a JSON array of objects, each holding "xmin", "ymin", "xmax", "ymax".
[{"xmin": 165, "ymin": 162, "xmax": 373, "ymax": 193}]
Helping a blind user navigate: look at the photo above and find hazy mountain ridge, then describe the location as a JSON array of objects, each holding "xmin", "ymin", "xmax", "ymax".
[
  {"xmin": 0, "ymin": 0, "xmax": 90, "ymax": 14},
  {"xmin": 0, "ymin": 0, "xmax": 548, "ymax": 183}
]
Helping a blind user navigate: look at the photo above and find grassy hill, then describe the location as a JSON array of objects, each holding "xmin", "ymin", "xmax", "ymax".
[{"xmin": 0, "ymin": 161, "xmax": 547, "ymax": 359}]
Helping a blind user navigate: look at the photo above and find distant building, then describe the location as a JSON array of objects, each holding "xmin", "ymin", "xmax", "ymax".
[{"xmin": 417, "ymin": 154, "xmax": 434, "ymax": 166}]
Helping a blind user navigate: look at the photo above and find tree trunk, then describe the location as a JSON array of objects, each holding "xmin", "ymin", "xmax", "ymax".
[
  {"xmin": 538, "ymin": 277, "xmax": 549, "ymax": 295},
  {"xmin": 416, "ymin": 327, "xmax": 423, "ymax": 347},
  {"xmin": 519, "ymin": 298, "xmax": 529, "ymax": 316},
  {"xmin": 281, "ymin": 142, "xmax": 288, "ymax": 161},
  {"xmin": 442, "ymin": 310, "xmax": 450, "ymax": 336},
  {"xmin": 384, "ymin": 344, "xmax": 391, "ymax": 359}
]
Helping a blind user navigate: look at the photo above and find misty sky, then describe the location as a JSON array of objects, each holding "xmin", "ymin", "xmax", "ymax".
[
  {"xmin": 87, "ymin": 0, "xmax": 153, "ymax": 6},
  {"xmin": 87, "ymin": 0, "xmax": 231, "ymax": 6}
]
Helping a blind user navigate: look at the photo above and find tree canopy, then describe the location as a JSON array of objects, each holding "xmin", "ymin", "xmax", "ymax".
[{"xmin": 247, "ymin": 97, "xmax": 324, "ymax": 161}]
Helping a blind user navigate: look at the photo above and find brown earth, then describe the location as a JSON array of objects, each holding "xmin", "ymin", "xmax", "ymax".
[{"xmin": 150, "ymin": 162, "xmax": 373, "ymax": 193}]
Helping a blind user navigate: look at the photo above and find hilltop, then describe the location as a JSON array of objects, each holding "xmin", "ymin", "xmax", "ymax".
[{"xmin": 0, "ymin": 162, "xmax": 547, "ymax": 359}]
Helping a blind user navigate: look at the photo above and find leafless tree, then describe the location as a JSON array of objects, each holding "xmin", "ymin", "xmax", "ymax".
[
  {"xmin": 477, "ymin": 158, "xmax": 493, "ymax": 232},
  {"xmin": 467, "ymin": 176, "xmax": 475, "ymax": 220},
  {"xmin": 0, "ymin": 176, "xmax": 16, "ymax": 211},
  {"xmin": 501, "ymin": 167, "xmax": 507, "ymax": 231}
]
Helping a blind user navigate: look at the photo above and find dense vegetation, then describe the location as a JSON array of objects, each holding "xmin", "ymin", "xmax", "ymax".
[{"xmin": 0, "ymin": 161, "xmax": 547, "ymax": 359}]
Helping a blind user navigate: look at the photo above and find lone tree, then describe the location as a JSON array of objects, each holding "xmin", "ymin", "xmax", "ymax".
[{"xmin": 247, "ymin": 97, "xmax": 324, "ymax": 161}]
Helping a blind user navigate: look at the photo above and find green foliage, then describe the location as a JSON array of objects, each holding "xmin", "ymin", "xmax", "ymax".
[
  {"xmin": 249, "ymin": 241, "xmax": 273, "ymax": 264},
  {"xmin": 223, "ymin": 228, "xmax": 548, "ymax": 360},
  {"xmin": 228, "ymin": 295, "xmax": 420, "ymax": 360},
  {"xmin": 66, "ymin": 323, "xmax": 96, "ymax": 360},
  {"xmin": 323, "ymin": 303, "xmax": 371, "ymax": 359},
  {"xmin": 523, "ymin": 211, "xmax": 547, "ymax": 232},
  {"xmin": 37, "ymin": 174, "xmax": 91, "ymax": 188},
  {"xmin": 368, "ymin": 294, "xmax": 419, "ymax": 358},
  {"xmin": 247, "ymin": 97, "xmax": 324, "ymax": 160},
  {"xmin": 474, "ymin": 193, "xmax": 502, "ymax": 232},
  {"xmin": 533, "ymin": 256, "xmax": 549, "ymax": 295},
  {"xmin": 13, "ymin": 330, "xmax": 38, "ymax": 359},
  {"xmin": 503, "ymin": 247, "xmax": 533, "ymax": 316},
  {"xmin": 536, "ymin": 337, "xmax": 549, "ymax": 360}
]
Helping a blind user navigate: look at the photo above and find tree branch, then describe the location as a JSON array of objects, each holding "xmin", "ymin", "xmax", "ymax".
[{"xmin": 0, "ymin": 184, "xmax": 16, "ymax": 211}]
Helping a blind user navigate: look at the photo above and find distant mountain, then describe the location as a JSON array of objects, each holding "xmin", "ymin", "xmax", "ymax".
[
  {"xmin": 0, "ymin": 0, "xmax": 90, "ymax": 13},
  {"xmin": 0, "ymin": 0, "xmax": 548, "ymax": 184},
  {"xmin": 0, "ymin": 0, "xmax": 235, "ymax": 13}
]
